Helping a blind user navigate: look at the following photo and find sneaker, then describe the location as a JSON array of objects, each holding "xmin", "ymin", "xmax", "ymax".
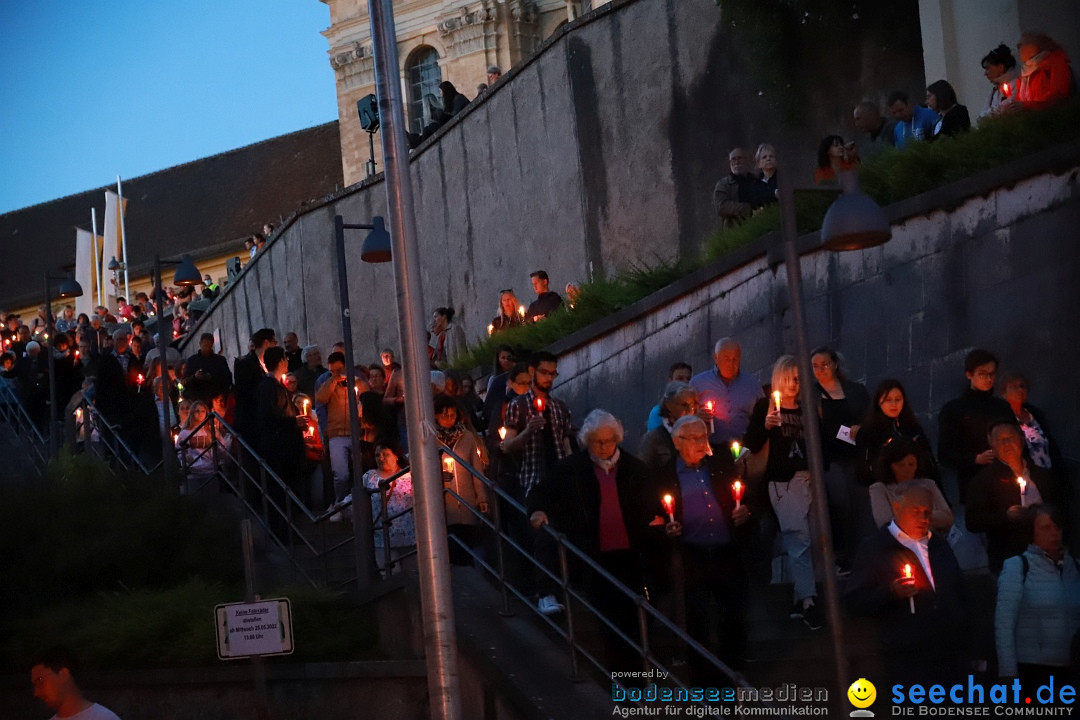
[
  {"xmin": 537, "ymin": 594, "xmax": 564, "ymax": 616},
  {"xmin": 789, "ymin": 601, "xmax": 804, "ymax": 619},
  {"xmin": 802, "ymin": 598, "xmax": 824, "ymax": 630}
]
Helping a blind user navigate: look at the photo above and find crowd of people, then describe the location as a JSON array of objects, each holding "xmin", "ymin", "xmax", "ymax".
[
  {"xmin": 4, "ymin": 31, "xmax": 1078, "ymax": 697},
  {"xmin": 716, "ymin": 32, "xmax": 1074, "ymax": 220}
]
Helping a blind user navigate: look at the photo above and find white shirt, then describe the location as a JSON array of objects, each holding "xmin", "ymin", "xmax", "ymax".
[{"xmin": 888, "ymin": 520, "xmax": 935, "ymax": 590}]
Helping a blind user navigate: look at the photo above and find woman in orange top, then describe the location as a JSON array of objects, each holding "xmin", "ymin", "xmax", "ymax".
[
  {"xmin": 813, "ymin": 135, "xmax": 858, "ymax": 185},
  {"xmin": 1016, "ymin": 32, "xmax": 1074, "ymax": 109}
]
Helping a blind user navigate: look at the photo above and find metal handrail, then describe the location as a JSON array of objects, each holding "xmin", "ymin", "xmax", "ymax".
[
  {"xmin": 0, "ymin": 381, "xmax": 49, "ymax": 470},
  {"xmin": 433, "ymin": 443, "xmax": 755, "ymax": 694},
  {"xmin": 75, "ymin": 396, "xmax": 159, "ymax": 476}
]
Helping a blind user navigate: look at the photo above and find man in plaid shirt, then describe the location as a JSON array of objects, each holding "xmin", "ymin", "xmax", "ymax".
[
  {"xmin": 500, "ymin": 350, "xmax": 574, "ymax": 615},
  {"xmin": 501, "ymin": 351, "xmax": 573, "ymax": 496}
]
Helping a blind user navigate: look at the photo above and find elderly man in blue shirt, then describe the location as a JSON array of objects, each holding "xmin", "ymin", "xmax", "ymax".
[
  {"xmin": 689, "ymin": 337, "xmax": 763, "ymax": 450},
  {"xmin": 651, "ymin": 415, "xmax": 755, "ymax": 683}
]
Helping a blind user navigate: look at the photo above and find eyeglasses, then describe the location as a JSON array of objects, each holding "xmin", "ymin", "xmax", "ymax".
[{"xmin": 536, "ymin": 368, "xmax": 558, "ymax": 377}]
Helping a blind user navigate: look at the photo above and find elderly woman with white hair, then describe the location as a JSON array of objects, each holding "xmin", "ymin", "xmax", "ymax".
[{"xmin": 528, "ymin": 408, "xmax": 653, "ymax": 669}]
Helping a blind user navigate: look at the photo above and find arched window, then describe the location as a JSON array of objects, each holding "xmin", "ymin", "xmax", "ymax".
[{"xmin": 405, "ymin": 47, "xmax": 442, "ymax": 135}]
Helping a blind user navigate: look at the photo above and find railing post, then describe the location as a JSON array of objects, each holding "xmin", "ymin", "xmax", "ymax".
[
  {"xmin": 637, "ymin": 599, "xmax": 651, "ymax": 676},
  {"xmin": 489, "ymin": 484, "xmax": 512, "ymax": 616},
  {"xmin": 556, "ymin": 538, "xmax": 580, "ymax": 682}
]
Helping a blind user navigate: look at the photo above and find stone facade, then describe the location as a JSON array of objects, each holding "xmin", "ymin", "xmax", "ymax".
[{"xmin": 320, "ymin": 0, "xmax": 578, "ymax": 187}]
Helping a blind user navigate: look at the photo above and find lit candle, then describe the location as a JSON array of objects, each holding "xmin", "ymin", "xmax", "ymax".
[
  {"xmin": 1017, "ymin": 476, "xmax": 1028, "ymax": 506},
  {"xmin": 74, "ymin": 407, "xmax": 83, "ymax": 423},
  {"xmin": 136, "ymin": 373, "xmax": 144, "ymax": 386},
  {"xmin": 730, "ymin": 441, "xmax": 741, "ymax": 460},
  {"xmin": 487, "ymin": 324, "xmax": 494, "ymax": 336},
  {"xmin": 534, "ymin": 396, "xmax": 546, "ymax": 413},
  {"xmin": 302, "ymin": 399, "xmax": 311, "ymax": 416},
  {"xmin": 443, "ymin": 456, "xmax": 455, "ymax": 473},
  {"xmin": 902, "ymin": 563, "xmax": 915, "ymax": 614},
  {"xmin": 74, "ymin": 350, "xmax": 80, "ymax": 360},
  {"xmin": 732, "ymin": 480, "xmax": 744, "ymax": 509},
  {"xmin": 662, "ymin": 493, "xmax": 675, "ymax": 523},
  {"xmin": 498, "ymin": 426, "xmax": 507, "ymax": 440},
  {"xmin": 306, "ymin": 425, "xmax": 315, "ymax": 438},
  {"xmin": 172, "ymin": 431, "xmax": 179, "ymax": 446},
  {"xmin": 772, "ymin": 390, "xmax": 782, "ymax": 412},
  {"xmin": 704, "ymin": 399, "xmax": 715, "ymax": 433},
  {"xmin": 517, "ymin": 305, "xmax": 526, "ymax": 318}
]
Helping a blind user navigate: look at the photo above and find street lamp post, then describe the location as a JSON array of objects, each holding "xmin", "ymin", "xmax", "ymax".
[
  {"xmin": 367, "ymin": 1, "xmax": 463, "ymax": 717},
  {"xmin": 42, "ymin": 272, "xmax": 84, "ymax": 458},
  {"xmin": 150, "ymin": 254, "xmax": 203, "ymax": 484},
  {"xmin": 333, "ymin": 215, "xmax": 390, "ymax": 590},
  {"xmin": 777, "ymin": 165, "xmax": 890, "ymax": 709}
]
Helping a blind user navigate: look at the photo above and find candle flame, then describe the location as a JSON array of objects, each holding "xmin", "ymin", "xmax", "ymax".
[
  {"xmin": 487, "ymin": 324, "xmax": 494, "ymax": 335},
  {"xmin": 1017, "ymin": 476, "xmax": 1026, "ymax": 493},
  {"xmin": 731, "ymin": 441, "xmax": 741, "ymax": 458},
  {"xmin": 534, "ymin": 396, "xmax": 546, "ymax": 412},
  {"xmin": 498, "ymin": 426, "xmax": 507, "ymax": 440},
  {"xmin": 772, "ymin": 390, "xmax": 782, "ymax": 411},
  {"xmin": 705, "ymin": 400, "xmax": 714, "ymax": 411},
  {"xmin": 662, "ymin": 494, "xmax": 675, "ymax": 514},
  {"xmin": 443, "ymin": 456, "xmax": 455, "ymax": 473},
  {"xmin": 903, "ymin": 563, "xmax": 912, "ymax": 579},
  {"xmin": 517, "ymin": 305, "xmax": 526, "ymax": 317}
]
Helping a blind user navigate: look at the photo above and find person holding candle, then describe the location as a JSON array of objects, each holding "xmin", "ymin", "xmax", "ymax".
[
  {"xmin": 652, "ymin": 414, "xmax": 754, "ymax": 679},
  {"xmin": 994, "ymin": 504, "xmax": 1080, "ymax": 686},
  {"xmin": 979, "ymin": 44, "xmax": 1019, "ymax": 121},
  {"xmin": 232, "ymin": 327, "xmax": 278, "ymax": 446},
  {"xmin": 501, "ymin": 351, "xmax": 573, "ymax": 608},
  {"xmin": 690, "ymin": 337, "xmax": 763, "ymax": 449},
  {"xmin": 434, "ymin": 394, "xmax": 489, "ymax": 566},
  {"xmin": 256, "ymin": 346, "xmax": 307, "ymax": 529},
  {"xmin": 525, "ymin": 270, "xmax": 563, "ymax": 322},
  {"xmin": 845, "ymin": 485, "xmax": 968, "ymax": 686},
  {"xmin": 364, "ymin": 443, "xmax": 416, "ymax": 573},
  {"xmin": 742, "ymin": 355, "xmax": 823, "ymax": 629},
  {"xmin": 490, "ymin": 289, "xmax": 527, "ymax": 335},
  {"xmin": 967, "ymin": 422, "xmax": 1063, "ymax": 573},
  {"xmin": 176, "ymin": 399, "xmax": 232, "ymax": 493},
  {"xmin": 937, "ymin": 348, "xmax": 1014, "ymax": 504},
  {"xmin": 528, "ymin": 409, "xmax": 653, "ymax": 670},
  {"xmin": 317, "ymin": 351, "xmax": 367, "ymax": 519},
  {"xmin": 1015, "ymin": 32, "xmax": 1074, "ymax": 111}
]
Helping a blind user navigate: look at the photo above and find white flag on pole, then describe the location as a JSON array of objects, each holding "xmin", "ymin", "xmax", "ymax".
[
  {"xmin": 74, "ymin": 228, "xmax": 97, "ymax": 318},
  {"xmin": 103, "ymin": 190, "xmax": 127, "ymax": 310}
]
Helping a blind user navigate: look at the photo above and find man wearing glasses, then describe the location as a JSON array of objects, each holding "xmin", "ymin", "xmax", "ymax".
[{"xmin": 937, "ymin": 348, "xmax": 1014, "ymax": 504}]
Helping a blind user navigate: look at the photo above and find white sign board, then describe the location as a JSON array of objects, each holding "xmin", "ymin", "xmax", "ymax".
[{"xmin": 215, "ymin": 598, "xmax": 294, "ymax": 659}]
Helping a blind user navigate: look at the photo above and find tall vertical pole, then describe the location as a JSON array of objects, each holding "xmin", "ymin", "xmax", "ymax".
[
  {"xmin": 334, "ymin": 215, "xmax": 378, "ymax": 589},
  {"xmin": 43, "ymin": 275, "xmax": 58, "ymax": 459},
  {"xmin": 90, "ymin": 208, "xmax": 102, "ymax": 309},
  {"xmin": 368, "ymin": 1, "xmax": 462, "ymax": 718},
  {"xmin": 154, "ymin": 256, "xmax": 174, "ymax": 485},
  {"xmin": 117, "ymin": 177, "xmax": 131, "ymax": 304},
  {"xmin": 777, "ymin": 164, "xmax": 849, "ymax": 709}
]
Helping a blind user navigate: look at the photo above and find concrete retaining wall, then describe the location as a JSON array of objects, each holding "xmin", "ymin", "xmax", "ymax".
[
  {"xmin": 183, "ymin": 0, "xmax": 924, "ymax": 363},
  {"xmin": 551, "ymin": 147, "xmax": 1080, "ymax": 480}
]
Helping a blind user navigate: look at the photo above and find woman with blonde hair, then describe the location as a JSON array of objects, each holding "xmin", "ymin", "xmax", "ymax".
[
  {"xmin": 490, "ymin": 289, "xmax": 526, "ymax": 335},
  {"xmin": 742, "ymin": 355, "xmax": 823, "ymax": 629}
]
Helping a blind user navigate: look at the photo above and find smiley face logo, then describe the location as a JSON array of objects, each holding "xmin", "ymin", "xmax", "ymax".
[{"xmin": 847, "ymin": 678, "xmax": 876, "ymax": 713}]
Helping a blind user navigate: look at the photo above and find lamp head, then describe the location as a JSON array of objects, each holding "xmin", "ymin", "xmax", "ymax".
[
  {"xmin": 361, "ymin": 216, "xmax": 392, "ymax": 263},
  {"xmin": 171, "ymin": 255, "xmax": 203, "ymax": 286},
  {"xmin": 821, "ymin": 171, "xmax": 891, "ymax": 251},
  {"xmin": 56, "ymin": 274, "xmax": 84, "ymax": 299},
  {"xmin": 107, "ymin": 256, "xmax": 122, "ymax": 271}
]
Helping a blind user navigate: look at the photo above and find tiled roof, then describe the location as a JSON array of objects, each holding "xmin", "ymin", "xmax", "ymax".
[{"xmin": 0, "ymin": 121, "xmax": 343, "ymax": 309}]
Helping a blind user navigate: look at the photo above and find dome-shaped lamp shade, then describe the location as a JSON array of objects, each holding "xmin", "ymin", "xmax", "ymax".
[
  {"xmin": 821, "ymin": 171, "xmax": 891, "ymax": 252},
  {"xmin": 107, "ymin": 256, "xmax": 122, "ymax": 271},
  {"xmin": 172, "ymin": 255, "xmax": 203, "ymax": 286},
  {"xmin": 56, "ymin": 275, "xmax": 84, "ymax": 299},
  {"xmin": 361, "ymin": 216, "xmax": 392, "ymax": 263}
]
